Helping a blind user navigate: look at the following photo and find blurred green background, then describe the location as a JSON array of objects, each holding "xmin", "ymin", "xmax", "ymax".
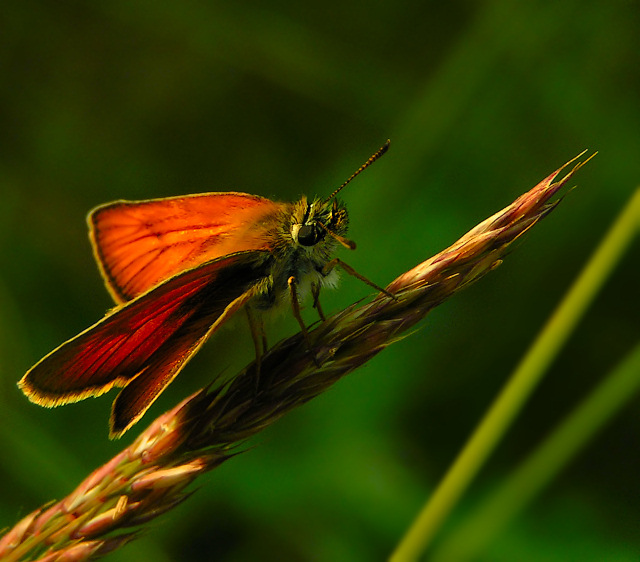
[{"xmin": 1, "ymin": 1, "xmax": 639, "ymax": 560}]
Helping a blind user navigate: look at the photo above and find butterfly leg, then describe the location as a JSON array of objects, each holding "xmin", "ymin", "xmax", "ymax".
[
  {"xmin": 288, "ymin": 276, "xmax": 322, "ymax": 367},
  {"xmin": 287, "ymin": 276, "xmax": 310, "ymax": 342},
  {"xmin": 322, "ymin": 258, "xmax": 396, "ymax": 299},
  {"xmin": 311, "ymin": 281, "xmax": 326, "ymax": 321},
  {"xmin": 246, "ymin": 306, "xmax": 266, "ymax": 390}
]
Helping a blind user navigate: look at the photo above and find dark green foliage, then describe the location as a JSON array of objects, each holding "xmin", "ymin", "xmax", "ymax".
[{"xmin": 1, "ymin": 2, "xmax": 638, "ymax": 560}]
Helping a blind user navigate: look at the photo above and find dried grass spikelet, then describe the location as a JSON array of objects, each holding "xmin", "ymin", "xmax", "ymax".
[{"xmin": 0, "ymin": 152, "xmax": 593, "ymax": 561}]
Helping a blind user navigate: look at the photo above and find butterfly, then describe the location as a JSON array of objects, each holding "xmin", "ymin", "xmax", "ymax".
[{"xmin": 19, "ymin": 141, "xmax": 391, "ymax": 438}]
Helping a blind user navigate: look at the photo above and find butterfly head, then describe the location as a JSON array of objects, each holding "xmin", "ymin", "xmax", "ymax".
[
  {"xmin": 292, "ymin": 197, "xmax": 349, "ymax": 250},
  {"xmin": 291, "ymin": 140, "xmax": 390, "ymax": 253}
]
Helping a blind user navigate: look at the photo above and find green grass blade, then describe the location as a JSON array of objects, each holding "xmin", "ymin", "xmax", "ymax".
[
  {"xmin": 390, "ymin": 187, "xmax": 640, "ymax": 561},
  {"xmin": 432, "ymin": 339, "xmax": 640, "ymax": 561}
]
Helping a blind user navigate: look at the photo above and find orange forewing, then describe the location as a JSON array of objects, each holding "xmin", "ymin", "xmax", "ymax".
[
  {"xmin": 89, "ymin": 192, "xmax": 282, "ymax": 303},
  {"xmin": 19, "ymin": 250, "xmax": 271, "ymax": 437}
]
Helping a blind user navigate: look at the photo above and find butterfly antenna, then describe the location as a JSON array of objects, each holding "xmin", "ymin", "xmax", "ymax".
[{"xmin": 324, "ymin": 139, "xmax": 390, "ymax": 203}]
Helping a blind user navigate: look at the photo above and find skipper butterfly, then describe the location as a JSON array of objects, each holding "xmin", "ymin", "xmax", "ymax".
[{"xmin": 19, "ymin": 141, "xmax": 390, "ymax": 437}]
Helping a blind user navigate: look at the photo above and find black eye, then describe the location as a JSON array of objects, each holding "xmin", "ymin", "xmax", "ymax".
[{"xmin": 298, "ymin": 224, "xmax": 322, "ymax": 246}]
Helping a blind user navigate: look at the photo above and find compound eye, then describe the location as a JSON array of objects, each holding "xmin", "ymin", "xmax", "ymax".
[{"xmin": 298, "ymin": 224, "xmax": 320, "ymax": 246}]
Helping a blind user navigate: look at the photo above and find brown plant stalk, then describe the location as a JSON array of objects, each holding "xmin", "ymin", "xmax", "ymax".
[{"xmin": 0, "ymin": 152, "xmax": 593, "ymax": 561}]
